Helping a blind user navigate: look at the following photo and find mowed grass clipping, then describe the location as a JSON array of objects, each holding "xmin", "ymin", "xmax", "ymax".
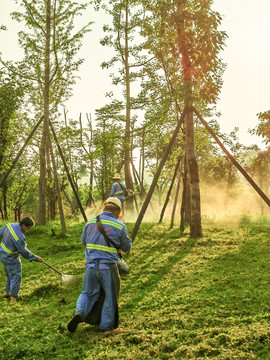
[{"xmin": 0, "ymin": 217, "xmax": 270, "ymax": 359}]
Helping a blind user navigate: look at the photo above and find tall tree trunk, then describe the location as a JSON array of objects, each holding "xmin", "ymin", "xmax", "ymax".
[
  {"xmin": 64, "ymin": 108, "xmax": 75, "ymax": 187},
  {"xmin": 140, "ymin": 126, "xmax": 145, "ymax": 187},
  {"xmin": 47, "ymin": 137, "xmax": 66, "ymax": 233},
  {"xmin": 37, "ymin": 0, "xmax": 51, "ymax": 226},
  {"xmin": 170, "ymin": 169, "xmax": 181, "ymax": 229},
  {"xmin": 128, "ymin": 153, "xmax": 146, "ymax": 198},
  {"xmin": 3, "ymin": 183, "xmax": 7, "ymax": 219},
  {"xmin": 62, "ymin": 186, "xmax": 75, "ymax": 214},
  {"xmin": 37, "ymin": 127, "xmax": 47, "ymax": 225},
  {"xmin": 180, "ymin": 155, "xmax": 191, "ymax": 232},
  {"xmin": 46, "ymin": 148, "xmax": 55, "ymax": 221},
  {"xmin": 124, "ymin": 3, "xmax": 134, "ymax": 212},
  {"xmin": 0, "ymin": 205, "xmax": 4, "ymax": 220},
  {"xmin": 159, "ymin": 157, "xmax": 181, "ymax": 223},
  {"xmin": 86, "ymin": 113, "xmax": 95, "ymax": 207},
  {"xmin": 18, "ymin": 207, "xmax": 21, "ymax": 222},
  {"xmin": 175, "ymin": 0, "xmax": 202, "ymax": 237},
  {"xmin": 185, "ymin": 104, "xmax": 202, "ymax": 237}
]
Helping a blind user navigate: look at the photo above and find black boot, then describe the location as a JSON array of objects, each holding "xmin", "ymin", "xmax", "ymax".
[{"xmin": 67, "ymin": 313, "xmax": 82, "ymax": 333}]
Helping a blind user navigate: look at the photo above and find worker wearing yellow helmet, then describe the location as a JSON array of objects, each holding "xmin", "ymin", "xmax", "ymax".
[
  {"xmin": 109, "ymin": 173, "xmax": 133, "ymax": 215},
  {"xmin": 68, "ymin": 197, "xmax": 132, "ymax": 333}
]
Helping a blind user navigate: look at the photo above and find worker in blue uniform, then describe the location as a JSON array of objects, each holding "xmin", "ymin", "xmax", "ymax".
[
  {"xmin": 109, "ymin": 173, "xmax": 133, "ymax": 215},
  {"xmin": 67, "ymin": 197, "xmax": 132, "ymax": 333},
  {"xmin": 0, "ymin": 217, "xmax": 43, "ymax": 304}
]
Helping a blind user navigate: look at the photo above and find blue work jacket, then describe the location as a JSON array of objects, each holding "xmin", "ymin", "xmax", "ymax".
[
  {"xmin": 109, "ymin": 181, "xmax": 127, "ymax": 200},
  {"xmin": 0, "ymin": 223, "xmax": 38, "ymax": 264},
  {"xmin": 81, "ymin": 211, "xmax": 132, "ymax": 269}
]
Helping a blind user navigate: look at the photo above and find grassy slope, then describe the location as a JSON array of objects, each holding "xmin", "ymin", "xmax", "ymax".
[{"xmin": 0, "ymin": 218, "xmax": 270, "ymax": 359}]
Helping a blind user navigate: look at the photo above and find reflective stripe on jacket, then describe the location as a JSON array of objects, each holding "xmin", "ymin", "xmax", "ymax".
[
  {"xmin": 0, "ymin": 223, "xmax": 38, "ymax": 263},
  {"xmin": 0, "ymin": 242, "xmax": 18, "ymax": 254},
  {"xmin": 81, "ymin": 211, "xmax": 132, "ymax": 269},
  {"xmin": 109, "ymin": 181, "xmax": 127, "ymax": 199}
]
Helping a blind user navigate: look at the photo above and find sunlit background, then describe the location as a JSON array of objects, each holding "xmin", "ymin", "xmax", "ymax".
[{"xmin": 1, "ymin": 0, "xmax": 269, "ymax": 149}]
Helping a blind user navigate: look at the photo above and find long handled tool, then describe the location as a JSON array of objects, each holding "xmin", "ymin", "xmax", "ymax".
[{"xmin": 42, "ymin": 260, "xmax": 76, "ymax": 282}]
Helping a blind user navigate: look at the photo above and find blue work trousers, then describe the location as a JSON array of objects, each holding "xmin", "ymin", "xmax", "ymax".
[
  {"xmin": 1, "ymin": 259, "xmax": 22, "ymax": 297},
  {"xmin": 75, "ymin": 267, "xmax": 116, "ymax": 331}
]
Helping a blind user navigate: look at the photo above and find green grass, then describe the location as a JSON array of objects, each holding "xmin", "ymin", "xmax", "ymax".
[{"xmin": 0, "ymin": 218, "xmax": 270, "ymax": 359}]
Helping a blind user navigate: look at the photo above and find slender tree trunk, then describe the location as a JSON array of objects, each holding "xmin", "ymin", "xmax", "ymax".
[
  {"xmin": 46, "ymin": 147, "xmax": 55, "ymax": 220},
  {"xmin": 47, "ymin": 131, "xmax": 66, "ymax": 233},
  {"xmin": 170, "ymin": 169, "xmax": 181, "ymax": 229},
  {"xmin": 86, "ymin": 113, "xmax": 95, "ymax": 207},
  {"xmin": 258, "ymin": 167, "xmax": 264, "ymax": 215},
  {"xmin": 140, "ymin": 126, "xmax": 145, "ymax": 186},
  {"xmin": 37, "ymin": 127, "xmax": 47, "ymax": 225},
  {"xmin": 175, "ymin": 0, "xmax": 202, "ymax": 237},
  {"xmin": 128, "ymin": 153, "xmax": 146, "ymax": 197},
  {"xmin": 3, "ymin": 183, "xmax": 8, "ymax": 219},
  {"xmin": 40, "ymin": 0, "xmax": 65, "ymax": 232},
  {"xmin": 180, "ymin": 155, "xmax": 191, "ymax": 232},
  {"xmin": 64, "ymin": 108, "xmax": 75, "ymax": 186},
  {"xmin": 185, "ymin": 104, "xmax": 202, "ymax": 237},
  {"xmin": 124, "ymin": 3, "xmax": 134, "ymax": 212},
  {"xmin": 0, "ymin": 205, "xmax": 4, "ymax": 220},
  {"xmin": 159, "ymin": 157, "xmax": 181, "ymax": 223},
  {"xmin": 62, "ymin": 185, "xmax": 75, "ymax": 214},
  {"xmin": 37, "ymin": 0, "xmax": 52, "ymax": 226}
]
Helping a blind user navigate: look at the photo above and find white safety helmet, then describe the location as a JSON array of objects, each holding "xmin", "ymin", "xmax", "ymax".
[{"xmin": 103, "ymin": 197, "xmax": 123, "ymax": 217}]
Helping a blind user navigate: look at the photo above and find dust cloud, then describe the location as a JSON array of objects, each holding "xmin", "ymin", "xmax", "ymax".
[
  {"xmin": 83, "ymin": 181, "xmax": 269, "ymax": 225},
  {"xmin": 125, "ymin": 181, "xmax": 270, "ymax": 224}
]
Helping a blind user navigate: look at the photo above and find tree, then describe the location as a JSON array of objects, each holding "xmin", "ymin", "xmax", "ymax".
[
  {"xmin": 0, "ymin": 71, "xmax": 24, "ymax": 218},
  {"xmin": 7, "ymin": 0, "xmax": 92, "ymax": 228},
  {"xmin": 80, "ymin": 113, "xmax": 95, "ymax": 208},
  {"xmin": 94, "ymin": 101, "xmax": 125, "ymax": 200},
  {"xmin": 252, "ymin": 110, "xmax": 270, "ymax": 144},
  {"xmin": 99, "ymin": 0, "xmax": 150, "ymax": 212},
  {"xmin": 142, "ymin": 0, "xmax": 227, "ymax": 237},
  {"xmin": 0, "ymin": 73, "xmax": 23, "ymax": 171},
  {"xmin": 248, "ymin": 148, "xmax": 270, "ymax": 215}
]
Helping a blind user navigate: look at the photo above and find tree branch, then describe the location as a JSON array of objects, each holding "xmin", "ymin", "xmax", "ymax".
[
  {"xmin": 22, "ymin": 0, "xmax": 46, "ymax": 36},
  {"xmin": 129, "ymin": 56, "xmax": 155, "ymax": 68},
  {"xmin": 50, "ymin": 0, "xmax": 59, "ymax": 84},
  {"xmin": 0, "ymin": 59, "xmax": 43, "ymax": 84}
]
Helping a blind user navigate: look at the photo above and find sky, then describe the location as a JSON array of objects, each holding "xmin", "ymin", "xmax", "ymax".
[{"xmin": 1, "ymin": 0, "xmax": 270, "ymax": 149}]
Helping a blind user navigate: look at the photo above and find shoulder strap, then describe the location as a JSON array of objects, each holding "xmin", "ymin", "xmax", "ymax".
[{"xmin": 96, "ymin": 215, "xmax": 120, "ymax": 250}]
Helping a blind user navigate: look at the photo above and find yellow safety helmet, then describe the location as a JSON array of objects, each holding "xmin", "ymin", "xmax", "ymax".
[
  {"xmin": 112, "ymin": 173, "xmax": 121, "ymax": 180},
  {"xmin": 103, "ymin": 197, "xmax": 123, "ymax": 217}
]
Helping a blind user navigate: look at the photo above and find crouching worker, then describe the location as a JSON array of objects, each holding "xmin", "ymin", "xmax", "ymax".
[
  {"xmin": 67, "ymin": 197, "xmax": 132, "ymax": 333},
  {"xmin": 0, "ymin": 217, "xmax": 43, "ymax": 304}
]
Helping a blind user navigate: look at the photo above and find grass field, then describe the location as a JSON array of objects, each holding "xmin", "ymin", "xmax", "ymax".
[{"xmin": 0, "ymin": 216, "xmax": 270, "ymax": 359}]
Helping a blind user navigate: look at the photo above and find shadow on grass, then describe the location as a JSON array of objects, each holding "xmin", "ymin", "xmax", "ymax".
[
  {"xmin": 123, "ymin": 236, "xmax": 198, "ymax": 308},
  {"xmin": 22, "ymin": 284, "xmax": 62, "ymax": 300},
  {"xmin": 40, "ymin": 244, "xmax": 82, "ymax": 256},
  {"xmin": 197, "ymin": 232, "xmax": 270, "ymax": 316}
]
